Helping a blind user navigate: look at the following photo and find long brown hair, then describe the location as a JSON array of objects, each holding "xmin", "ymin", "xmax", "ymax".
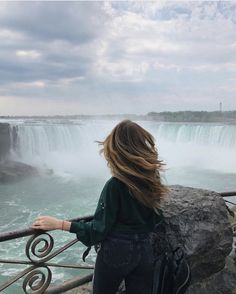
[{"xmin": 98, "ymin": 120, "xmax": 169, "ymax": 209}]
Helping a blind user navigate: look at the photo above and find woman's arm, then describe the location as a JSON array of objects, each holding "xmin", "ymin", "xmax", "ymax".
[
  {"xmin": 31, "ymin": 216, "xmax": 72, "ymax": 231},
  {"xmin": 68, "ymin": 178, "xmax": 120, "ymax": 246},
  {"xmin": 31, "ymin": 177, "xmax": 120, "ymax": 246}
]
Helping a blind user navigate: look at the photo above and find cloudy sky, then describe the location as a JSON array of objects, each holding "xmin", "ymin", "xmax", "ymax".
[{"xmin": 0, "ymin": 1, "xmax": 236, "ymax": 115}]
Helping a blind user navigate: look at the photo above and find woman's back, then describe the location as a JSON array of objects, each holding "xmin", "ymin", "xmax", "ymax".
[
  {"xmin": 110, "ymin": 176, "xmax": 163, "ymax": 234},
  {"xmin": 69, "ymin": 176, "xmax": 163, "ymax": 248}
]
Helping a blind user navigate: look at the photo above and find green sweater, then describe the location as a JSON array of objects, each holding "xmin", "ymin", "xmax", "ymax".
[{"xmin": 69, "ymin": 177, "xmax": 163, "ymax": 247}]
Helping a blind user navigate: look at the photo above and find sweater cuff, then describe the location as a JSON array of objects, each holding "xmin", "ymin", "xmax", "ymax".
[
  {"xmin": 69, "ymin": 220, "xmax": 88, "ymax": 237},
  {"xmin": 69, "ymin": 220, "xmax": 92, "ymax": 246},
  {"xmin": 69, "ymin": 221, "xmax": 83, "ymax": 234}
]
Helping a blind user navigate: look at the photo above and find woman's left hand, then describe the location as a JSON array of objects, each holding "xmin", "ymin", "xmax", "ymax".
[{"xmin": 31, "ymin": 216, "xmax": 62, "ymax": 231}]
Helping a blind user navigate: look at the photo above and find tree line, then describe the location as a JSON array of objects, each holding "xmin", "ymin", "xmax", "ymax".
[{"xmin": 146, "ymin": 111, "xmax": 236, "ymax": 123}]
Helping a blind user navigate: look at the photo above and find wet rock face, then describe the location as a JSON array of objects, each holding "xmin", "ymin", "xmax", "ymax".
[
  {"xmin": 0, "ymin": 123, "xmax": 11, "ymax": 161},
  {"xmin": 0, "ymin": 160, "xmax": 38, "ymax": 183},
  {"xmin": 151, "ymin": 185, "xmax": 233, "ymax": 291},
  {"xmin": 0, "ymin": 123, "xmax": 38, "ymax": 182}
]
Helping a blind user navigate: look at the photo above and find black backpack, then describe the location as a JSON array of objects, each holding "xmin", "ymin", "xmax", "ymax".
[{"xmin": 152, "ymin": 245, "xmax": 191, "ymax": 294}]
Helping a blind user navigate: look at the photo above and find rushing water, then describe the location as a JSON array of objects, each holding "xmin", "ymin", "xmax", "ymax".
[{"xmin": 1, "ymin": 119, "xmax": 236, "ymax": 292}]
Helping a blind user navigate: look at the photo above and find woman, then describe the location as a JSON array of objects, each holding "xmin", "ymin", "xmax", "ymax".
[{"xmin": 31, "ymin": 119, "xmax": 169, "ymax": 294}]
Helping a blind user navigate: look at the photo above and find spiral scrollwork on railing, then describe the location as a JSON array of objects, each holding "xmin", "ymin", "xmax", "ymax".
[
  {"xmin": 25, "ymin": 233, "xmax": 54, "ymax": 263},
  {"xmin": 22, "ymin": 266, "xmax": 52, "ymax": 294}
]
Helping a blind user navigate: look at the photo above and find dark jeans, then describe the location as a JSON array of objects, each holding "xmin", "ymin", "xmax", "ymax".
[{"xmin": 92, "ymin": 232, "xmax": 155, "ymax": 294}]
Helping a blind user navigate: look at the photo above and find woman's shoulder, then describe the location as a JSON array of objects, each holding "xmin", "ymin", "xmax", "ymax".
[
  {"xmin": 104, "ymin": 176, "xmax": 129, "ymax": 195},
  {"xmin": 105, "ymin": 176, "xmax": 122, "ymax": 188},
  {"xmin": 100, "ymin": 177, "xmax": 123, "ymax": 202}
]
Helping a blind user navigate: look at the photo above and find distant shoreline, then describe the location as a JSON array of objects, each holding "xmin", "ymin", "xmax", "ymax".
[{"xmin": 1, "ymin": 110, "xmax": 236, "ymax": 124}]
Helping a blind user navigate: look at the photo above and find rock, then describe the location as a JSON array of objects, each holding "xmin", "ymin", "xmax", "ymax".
[
  {"xmin": 0, "ymin": 160, "xmax": 38, "ymax": 183},
  {"xmin": 0, "ymin": 123, "xmax": 11, "ymax": 161},
  {"xmin": 185, "ymin": 255, "xmax": 236, "ymax": 294},
  {"xmin": 152, "ymin": 185, "xmax": 233, "ymax": 281},
  {"xmin": 63, "ymin": 185, "xmax": 234, "ymax": 294},
  {"xmin": 151, "ymin": 185, "xmax": 233, "ymax": 292}
]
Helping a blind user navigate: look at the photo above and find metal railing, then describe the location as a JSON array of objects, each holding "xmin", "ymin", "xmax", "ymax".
[
  {"xmin": 0, "ymin": 214, "xmax": 94, "ymax": 293},
  {"xmin": 0, "ymin": 192, "xmax": 236, "ymax": 293}
]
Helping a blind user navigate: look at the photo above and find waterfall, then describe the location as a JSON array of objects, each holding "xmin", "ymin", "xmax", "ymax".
[
  {"xmin": 8, "ymin": 119, "xmax": 236, "ymax": 175},
  {"xmin": 152, "ymin": 123, "xmax": 236, "ymax": 148}
]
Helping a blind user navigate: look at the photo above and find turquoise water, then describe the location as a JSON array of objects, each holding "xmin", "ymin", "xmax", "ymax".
[
  {"xmin": 1, "ymin": 119, "xmax": 236, "ymax": 293},
  {"xmin": 0, "ymin": 174, "xmax": 106, "ymax": 293}
]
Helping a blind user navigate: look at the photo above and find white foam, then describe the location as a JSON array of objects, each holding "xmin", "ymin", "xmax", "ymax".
[{"xmin": 9, "ymin": 120, "xmax": 236, "ymax": 176}]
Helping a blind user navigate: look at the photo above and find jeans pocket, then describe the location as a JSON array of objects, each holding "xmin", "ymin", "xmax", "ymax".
[{"xmin": 101, "ymin": 237, "xmax": 133, "ymax": 268}]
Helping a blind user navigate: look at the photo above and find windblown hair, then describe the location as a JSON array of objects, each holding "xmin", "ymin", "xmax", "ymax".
[{"xmin": 98, "ymin": 120, "xmax": 169, "ymax": 209}]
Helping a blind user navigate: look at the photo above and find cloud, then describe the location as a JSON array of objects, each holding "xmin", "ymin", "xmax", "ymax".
[
  {"xmin": 0, "ymin": 2, "xmax": 109, "ymax": 43},
  {"xmin": 0, "ymin": 1, "xmax": 235, "ymax": 115},
  {"xmin": 16, "ymin": 50, "xmax": 41, "ymax": 59}
]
